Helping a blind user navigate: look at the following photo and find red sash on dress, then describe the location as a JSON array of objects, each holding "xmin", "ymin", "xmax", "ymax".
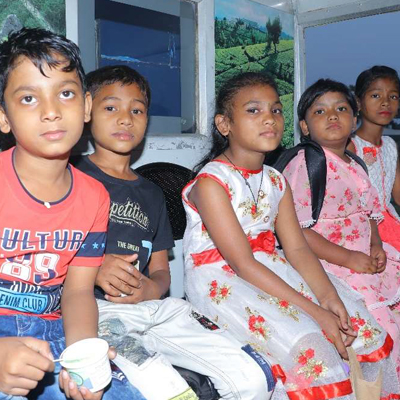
[{"xmin": 191, "ymin": 230, "xmax": 276, "ymax": 266}]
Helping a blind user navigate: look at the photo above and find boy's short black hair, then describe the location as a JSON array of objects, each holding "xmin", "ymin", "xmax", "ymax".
[
  {"xmin": 298, "ymin": 78, "xmax": 358, "ymax": 122},
  {"xmin": 0, "ymin": 27, "xmax": 86, "ymax": 107},
  {"xmin": 86, "ymin": 65, "xmax": 151, "ymax": 110},
  {"xmin": 355, "ymin": 65, "xmax": 400, "ymax": 99}
]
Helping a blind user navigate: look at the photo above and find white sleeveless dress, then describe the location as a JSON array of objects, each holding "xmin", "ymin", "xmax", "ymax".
[
  {"xmin": 352, "ymin": 135, "xmax": 400, "ymax": 222},
  {"xmin": 182, "ymin": 160, "xmax": 399, "ymax": 399}
]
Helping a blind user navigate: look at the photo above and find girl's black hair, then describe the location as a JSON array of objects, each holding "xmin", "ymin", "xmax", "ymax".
[
  {"xmin": 194, "ymin": 72, "xmax": 279, "ymax": 174},
  {"xmin": 355, "ymin": 65, "xmax": 400, "ymax": 99},
  {"xmin": 297, "ymin": 78, "xmax": 357, "ymax": 141}
]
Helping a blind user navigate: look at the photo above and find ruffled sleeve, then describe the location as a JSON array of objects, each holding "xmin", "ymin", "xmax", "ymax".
[{"xmin": 282, "ymin": 150, "xmax": 315, "ymax": 228}]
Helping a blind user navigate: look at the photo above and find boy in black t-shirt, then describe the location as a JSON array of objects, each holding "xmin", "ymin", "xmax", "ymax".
[{"xmin": 75, "ymin": 65, "xmax": 270, "ymax": 400}]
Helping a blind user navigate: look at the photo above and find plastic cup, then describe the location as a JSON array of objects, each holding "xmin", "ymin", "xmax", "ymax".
[{"xmin": 60, "ymin": 338, "xmax": 112, "ymax": 393}]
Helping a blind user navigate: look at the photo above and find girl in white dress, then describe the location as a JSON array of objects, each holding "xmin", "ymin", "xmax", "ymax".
[
  {"xmin": 182, "ymin": 72, "xmax": 399, "ymax": 399},
  {"xmin": 348, "ymin": 65, "xmax": 400, "ymax": 253}
]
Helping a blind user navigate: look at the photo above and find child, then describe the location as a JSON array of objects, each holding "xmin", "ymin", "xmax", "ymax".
[
  {"xmin": 182, "ymin": 72, "xmax": 400, "ymax": 398},
  {"xmin": 75, "ymin": 65, "xmax": 269, "ymax": 400},
  {"xmin": 281, "ymin": 78, "xmax": 400, "ymax": 376},
  {"xmin": 347, "ymin": 66, "xmax": 400, "ymax": 252},
  {"xmin": 0, "ymin": 28, "xmax": 144, "ymax": 400}
]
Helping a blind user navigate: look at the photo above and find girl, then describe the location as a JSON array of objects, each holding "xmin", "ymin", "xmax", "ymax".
[
  {"xmin": 281, "ymin": 78, "xmax": 400, "ymax": 377},
  {"xmin": 347, "ymin": 66, "xmax": 400, "ymax": 252},
  {"xmin": 182, "ymin": 72, "xmax": 399, "ymax": 399}
]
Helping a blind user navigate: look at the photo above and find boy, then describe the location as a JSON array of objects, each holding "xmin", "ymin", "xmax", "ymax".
[
  {"xmin": 75, "ymin": 65, "xmax": 271, "ymax": 400},
  {"xmin": 0, "ymin": 28, "xmax": 144, "ymax": 400}
]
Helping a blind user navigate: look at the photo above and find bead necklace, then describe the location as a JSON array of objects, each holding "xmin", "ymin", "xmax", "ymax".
[{"xmin": 223, "ymin": 153, "xmax": 264, "ymax": 214}]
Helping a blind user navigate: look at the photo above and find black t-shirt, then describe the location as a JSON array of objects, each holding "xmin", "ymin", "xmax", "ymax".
[{"xmin": 75, "ymin": 156, "xmax": 174, "ymax": 299}]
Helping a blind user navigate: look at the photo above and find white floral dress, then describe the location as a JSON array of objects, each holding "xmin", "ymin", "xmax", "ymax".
[
  {"xmin": 182, "ymin": 159, "xmax": 399, "ymax": 399},
  {"xmin": 352, "ymin": 135, "xmax": 399, "ymax": 223},
  {"xmin": 352, "ymin": 135, "xmax": 400, "ymax": 259}
]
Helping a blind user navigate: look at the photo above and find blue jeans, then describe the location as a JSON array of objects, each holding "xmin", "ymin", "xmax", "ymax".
[{"xmin": 0, "ymin": 315, "xmax": 146, "ymax": 400}]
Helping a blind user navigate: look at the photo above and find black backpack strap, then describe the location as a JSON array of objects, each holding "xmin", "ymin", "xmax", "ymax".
[
  {"xmin": 273, "ymin": 140, "xmax": 327, "ymax": 227},
  {"xmin": 345, "ymin": 150, "xmax": 369, "ymax": 175},
  {"xmin": 304, "ymin": 143, "xmax": 326, "ymax": 227},
  {"xmin": 273, "ymin": 143, "xmax": 306, "ymax": 173}
]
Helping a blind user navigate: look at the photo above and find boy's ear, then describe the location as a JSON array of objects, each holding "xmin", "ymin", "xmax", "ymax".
[
  {"xmin": 0, "ymin": 106, "xmax": 11, "ymax": 134},
  {"xmin": 84, "ymin": 92, "xmax": 92, "ymax": 123},
  {"xmin": 299, "ymin": 120, "xmax": 310, "ymax": 136},
  {"xmin": 215, "ymin": 114, "xmax": 230, "ymax": 137}
]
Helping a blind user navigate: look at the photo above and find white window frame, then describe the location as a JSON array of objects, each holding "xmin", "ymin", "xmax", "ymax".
[
  {"xmin": 66, "ymin": 0, "xmax": 212, "ymax": 152},
  {"xmin": 293, "ymin": 0, "xmax": 400, "ymax": 142}
]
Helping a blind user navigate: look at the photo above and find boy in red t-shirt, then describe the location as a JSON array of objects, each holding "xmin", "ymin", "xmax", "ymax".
[{"xmin": 0, "ymin": 28, "xmax": 144, "ymax": 400}]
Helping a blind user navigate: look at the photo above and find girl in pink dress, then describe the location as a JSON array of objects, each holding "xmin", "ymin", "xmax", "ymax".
[
  {"xmin": 347, "ymin": 66, "xmax": 400, "ymax": 253},
  {"xmin": 183, "ymin": 72, "xmax": 399, "ymax": 399},
  {"xmin": 282, "ymin": 78, "xmax": 400, "ymax": 375}
]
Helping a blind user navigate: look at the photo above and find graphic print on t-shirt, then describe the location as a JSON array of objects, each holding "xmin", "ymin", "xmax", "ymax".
[
  {"xmin": 0, "ymin": 229, "xmax": 106, "ymax": 284},
  {"xmin": 109, "ymin": 198, "xmax": 150, "ymax": 231},
  {"xmin": 74, "ymin": 155, "xmax": 174, "ymax": 282}
]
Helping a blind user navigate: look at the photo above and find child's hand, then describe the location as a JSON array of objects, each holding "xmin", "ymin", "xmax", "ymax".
[
  {"xmin": 346, "ymin": 251, "xmax": 378, "ymax": 274},
  {"xmin": 370, "ymin": 244, "xmax": 387, "ymax": 273},
  {"xmin": 0, "ymin": 337, "xmax": 54, "ymax": 396},
  {"xmin": 106, "ymin": 273, "xmax": 160, "ymax": 304},
  {"xmin": 59, "ymin": 347, "xmax": 116, "ymax": 400},
  {"xmin": 319, "ymin": 294, "xmax": 357, "ymax": 347},
  {"xmin": 60, "ymin": 370, "xmax": 104, "ymax": 400},
  {"xmin": 313, "ymin": 307, "xmax": 352, "ymax": 360},
  {"xmin": 96, "ymin": 254, "xmax": 142, "ymax": 296}
]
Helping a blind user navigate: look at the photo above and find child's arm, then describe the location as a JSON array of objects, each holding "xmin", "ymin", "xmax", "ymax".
[
  {"xmin": 302, "ymin": 228, "xmax": 379, "ymax": 274},
  {"xmin": 369, "ymin": 219, "xmax": 387, "ymax": 273},
  {"xmin": 144, "ymin": 249, "xmax": 171, "ymax": 299},
  {"xmin": 61, "ymin": 266, "xmax": 108, "ymax": 400},
  {"xmin": 0, "ymin": 337, "xmax": 54, "ymax": 397},
  {"xmin": 61, "ymin": 265, "xmax": 99, "ymax": 345},
  {"xmin": 99, "ymin": 250, "xmax": 171, "ymax": 304},
  {"xmin": 190, "ymin": 177, "xmax": 355, "ymax": 359}
]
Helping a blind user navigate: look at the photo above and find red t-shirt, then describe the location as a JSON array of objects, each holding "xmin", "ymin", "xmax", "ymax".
[{"xmin": 0, "ymin": 148, "xmax": 110, "ymax": 319}]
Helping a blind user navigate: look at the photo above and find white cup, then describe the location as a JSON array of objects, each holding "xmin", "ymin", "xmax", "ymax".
[{"xmin": 60, "ymin": 338, "xmax": 112, "ymax": 392}]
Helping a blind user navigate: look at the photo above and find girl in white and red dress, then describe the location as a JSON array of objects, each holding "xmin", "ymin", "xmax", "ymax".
[
  {"xmin": 348, "ymin": 66, "xmax": 400, "ymax": 253},
  {"xmin": 182, "ymin": 72, "xmax": 399, "ymax": 400}
]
